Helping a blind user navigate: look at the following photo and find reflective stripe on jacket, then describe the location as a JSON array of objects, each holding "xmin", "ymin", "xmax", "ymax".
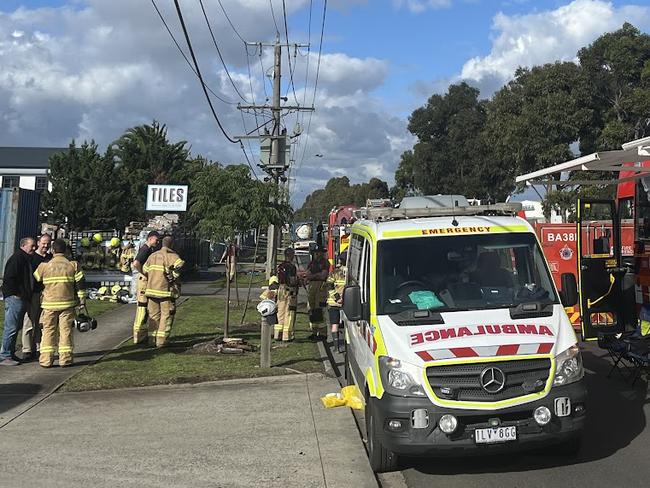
[
  {"xmin": 143, "ymin": 247, "xmax": 184, "ymax": 299},
  {"xmin": 34, "ymin": 254, "xmax": 86, "ymax": 310},
  {"xmin": 326, "ymin": 267, "xmax": 346, "ymax": 307}
]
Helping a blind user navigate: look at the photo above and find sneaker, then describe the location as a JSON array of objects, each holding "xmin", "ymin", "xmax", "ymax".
[{"xmin": 0, "ymin": 358, "xmax": 20, "ymax": 366}]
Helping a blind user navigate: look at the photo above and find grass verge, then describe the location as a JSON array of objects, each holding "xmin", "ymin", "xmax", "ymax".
[{"xmin": 61, "ymin": 296, "xmax": 324, "ymax": 392}]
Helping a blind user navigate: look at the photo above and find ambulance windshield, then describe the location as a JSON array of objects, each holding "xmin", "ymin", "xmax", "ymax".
[{"xmin": 376, "ymin": 232, "xmax": 558, "ymax": 315}]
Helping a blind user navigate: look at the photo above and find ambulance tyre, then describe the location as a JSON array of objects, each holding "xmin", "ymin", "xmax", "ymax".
[{"xmin": 365, "ymin": 396, "xmax": 399, "ymax": 473}]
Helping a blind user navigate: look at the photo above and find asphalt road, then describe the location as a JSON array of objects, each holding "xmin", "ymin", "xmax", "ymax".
[{"xmin": 398, "ymin": 341, "xmax": 650, "ymax": 488}]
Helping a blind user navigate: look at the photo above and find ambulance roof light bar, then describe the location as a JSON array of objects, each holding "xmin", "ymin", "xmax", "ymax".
[
  {"xmin": 354, "ymin": 203, "xmax": 523, "ymax": 222},
  {"xmin": 516, "ymin": 136, "xmax": 650, "ymax": 186}
]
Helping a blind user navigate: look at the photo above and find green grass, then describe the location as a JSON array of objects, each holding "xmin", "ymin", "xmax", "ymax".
[
  {"xmin": 61, "ymin": 296, "xmax": 324, "ymax": 392},
  {"xmin": 212, "ymin": 272, "xmax": 266, "ymax": 289},
  {"xmin": 0, "ymin": 300, "xmax": 120, "ymax": 348}
]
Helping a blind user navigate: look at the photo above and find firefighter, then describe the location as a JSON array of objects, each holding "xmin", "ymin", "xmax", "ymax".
[
  {"xmin": 304, "ymin": 246, "xmax": 329, "ymax": 341},
  {"xmin": 275, "ymin": 247, "xmax": 299, "ymax": 342},
  {"xmin": 33, "ymin": 238, "xmax": 86, "ymax": 368},
  {"xmin": 131, "ymin": 231, "xmax": 160, "ymax": 345},
  {"xmin": 143, "ymin": 235, "xmax": 184, "ymax": 348},
  {"xmin": 327, "ymin": 251, "xmax": 347, "ymax": 351},
  {"xmin": 120, "ymin": 240, "xmax": 136, "ymax": 273}
]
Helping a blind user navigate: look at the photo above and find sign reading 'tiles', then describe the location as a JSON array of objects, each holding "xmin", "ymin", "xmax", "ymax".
[{"xmin": 146, "ymin": 184, "xmax": 188, "ymax": 212}]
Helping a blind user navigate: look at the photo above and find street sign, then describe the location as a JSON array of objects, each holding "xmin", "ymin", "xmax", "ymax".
[{"xmin": 146, "ymin": 184, "xmax": 188, "ymax": 212}]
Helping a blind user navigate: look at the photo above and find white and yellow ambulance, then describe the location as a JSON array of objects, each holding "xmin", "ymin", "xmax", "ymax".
[{"xmin": 342, "ymin": 201, "xmax": 586, "ymax": 472}]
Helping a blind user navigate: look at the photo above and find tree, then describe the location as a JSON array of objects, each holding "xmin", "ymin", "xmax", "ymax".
[
  {"xmin": 44, "ymin": 141, "xmax": 126, "ymax": 230},
  {"xmin": 578, "ymin": 23, "xmax": 650, "ymax": 151},
  {"xmin": 112, "ymin": 121, "xmax": 193, "ymax": 222},
  {"xmin": 190, "ymin": 164, "xmax": 291, "ymax": 242},
  {"xmin": 392, "ymin": 83, "xmax": 506, "ymax": 201},
  {"xmin": 295, "ymin": 176, "xmax": 390, "ymax": 222}
]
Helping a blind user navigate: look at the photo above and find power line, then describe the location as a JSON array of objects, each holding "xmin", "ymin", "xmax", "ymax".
[
  {"xmin": 150, "ymin": 0, "xmax": 236, "ymax": 105},
  {"xmin": 269, "ymin": 0, "xmax": 280, "ymax": 36},
  {"xmin": 282, "ymin": 0, "xmax": 300, "ymax": 105},
  {"xmin": 297, "ymin": 0, "xmax": 327, "ymax": 175},
  {"xmin": 198, "ymin": 0, "xmax": 250, "ymax": 103},
  {"xmin": 172, "ymin": 0, "xmax": 239, "ymax": 143},
  {"xmin": 217, "ymin": 0, "xmax": 247, "ymax": 43}
]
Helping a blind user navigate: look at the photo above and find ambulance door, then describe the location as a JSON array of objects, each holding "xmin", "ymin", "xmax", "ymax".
[
  {"xmin": 345, "ymin": 234, "xmax": 367, "ymax": 383},
  {"xmin": 577, "ymin": 199, "xmax": 624, "ymax": 340}
]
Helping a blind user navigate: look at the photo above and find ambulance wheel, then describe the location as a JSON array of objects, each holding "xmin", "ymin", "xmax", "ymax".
[{"xmin": 365, "ymin": 397, "xmax": 399, "ymax": 472}]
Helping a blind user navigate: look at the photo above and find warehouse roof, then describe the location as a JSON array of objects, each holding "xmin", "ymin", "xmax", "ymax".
[{"xmin": 0, "ymin": 147, "xmax": 68, "ymax": 169}]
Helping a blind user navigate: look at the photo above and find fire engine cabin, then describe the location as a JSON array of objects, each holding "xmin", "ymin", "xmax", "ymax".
[
  {"xmin": 516, "ymin": 135, "xmax": 650, "ymax": 340},
  {"xmin": 327, "ymin": 205, "xmax": 358, "ymax": 269}
]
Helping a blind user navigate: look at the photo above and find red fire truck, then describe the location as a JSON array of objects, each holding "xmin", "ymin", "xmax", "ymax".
[
  {"xmin": 327, "ymin": 205, "xmax": 358, "ymax": 269},
  {"xmin": 517, "ymin": 136, "xmax": 650, "ymax": 340}
]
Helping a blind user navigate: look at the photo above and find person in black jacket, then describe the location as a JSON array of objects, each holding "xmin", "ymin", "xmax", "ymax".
[{"xmin": 1, "ymin": 237, "xmax": 36, "ymax": 366}]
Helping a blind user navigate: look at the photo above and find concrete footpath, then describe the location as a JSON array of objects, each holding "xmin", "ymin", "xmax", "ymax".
[
  {"xmin": 0, "ymin": 303, "xmax": 135, "ymax": 428},
  {"xmin": 0, "ymin": 374, "xmax": 376, "ymax": 488}
]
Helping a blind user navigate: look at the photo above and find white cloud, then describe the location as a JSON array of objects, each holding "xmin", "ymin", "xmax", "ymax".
[
  {"xmin": 0, "ymin": 0, "xmax": 403, "ymax": 205},
  {"xmin": 392, "ymin": 0, "xmax": 452, "ymax": 13},
  {"xmin": 459, "ymin": 0, "xmax": 650, "ymax": 95}
]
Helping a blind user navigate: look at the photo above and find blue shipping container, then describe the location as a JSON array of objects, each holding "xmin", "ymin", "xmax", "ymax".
[{"xmin": 0, "ymin": 188, "xmax": 41, "ymax": 272}]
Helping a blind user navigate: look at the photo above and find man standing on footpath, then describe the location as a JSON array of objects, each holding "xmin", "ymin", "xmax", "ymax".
[
  {"xmin": 0, "ymin": 237, "xmax": 36, "ymax": 366},
  {"xmin": 143, "ymin": 236, "xmax": 184, "ymax": 348},
  {"xmin": 34, "ymin": 238, "xmax": 86, "ymax": 368},
  {"xmin": 132, "ymin": 231, "xmax": 160, "ymax": 345},
  {"xmin": 21, "ymin": 233, "xmax": 52, "ymax": 361}
]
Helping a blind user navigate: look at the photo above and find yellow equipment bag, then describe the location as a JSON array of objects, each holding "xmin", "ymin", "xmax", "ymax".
[{"xmin": 320, "ymin": 385, "xmax": 364, "ymax": 410}]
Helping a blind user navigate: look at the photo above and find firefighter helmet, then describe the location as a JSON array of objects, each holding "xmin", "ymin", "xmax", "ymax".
[
  {"xmin": 110, "ymin": 237, "xmax": 120, "ymax": 247},
  {"xmin": 257, "ymin": 299, "xmax": 277, "ymax": 317},
  {"xmin": 74, "ymin": 313, "xmax": 98, "ymax": 333},
  {"xmin": 80, "ymin": 237, "xmax": 90, "ymax": 247},
  {"xmin": 93, "ymin": 233, "xmax": 103, "ymax": 243}
]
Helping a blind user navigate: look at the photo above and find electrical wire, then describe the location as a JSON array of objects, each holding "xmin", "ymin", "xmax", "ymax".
[
  {"xmin": 172, "ymin": 0, "xmax": 239, "ymax": 144},
  {"xmin": 150, "ymin": 0, "xmax": 236, "ymax": 105},
  {"xmin": 296, "ymin": 0, "xmax": 327, "ymax": 175},
  {"xmin": 198, "ymin": 0, "xmax": 250, "ymax": 103},
  {"xmin": 282, "ymin": 0, "xmax": 300, "ymax": 105},
  {"xmin": 217, "ymin": 0, "xmax": 247, "ymax": 43},
  {"xmin": 269, "ymin": 0, "xmax": 280, "ymax": 36}
]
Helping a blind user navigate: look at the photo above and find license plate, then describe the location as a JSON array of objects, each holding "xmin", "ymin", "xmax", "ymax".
[{"xmin": 475, "ymin": 426, "xmax": 517, "ymax": 444}]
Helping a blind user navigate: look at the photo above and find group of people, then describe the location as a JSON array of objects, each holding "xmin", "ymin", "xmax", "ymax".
[
  {"xmin": 131, "ymin": 231, "xmax": 185, "ymax": 348},
  {"xmin": 0, "ymin": 230, "xmax": 185, "ymax": 367},
  {"xmin": 265, "ymin": 246, "xmax": 347, "ymax": 345},
  {"xmin": 1, "ymin": 233, "xmax": 86, "ymax": 367}
]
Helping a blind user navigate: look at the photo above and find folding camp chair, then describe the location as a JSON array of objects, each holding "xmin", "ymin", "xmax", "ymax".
[{"xmin": 598, "ymin": 331, "xmax": 650, "ymax": 385}]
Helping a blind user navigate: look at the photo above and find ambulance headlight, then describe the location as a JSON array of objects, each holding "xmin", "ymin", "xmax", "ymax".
[
  {"xmin": 553, "ymin": 345, "xmax": 584, "ymax": 386},
  {"xmin": 379, "ymin": 356, "xmax": 426, "ymax": 397}
]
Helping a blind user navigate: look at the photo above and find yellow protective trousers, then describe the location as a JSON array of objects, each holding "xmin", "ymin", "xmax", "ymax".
[
  {"xmin": 308, "ymin": 281, "xmax": 327, "ymax": 335},
  {"xmin": 274, "ymin": 285, "xmax": 297, "ymax": 341},
  {"xmin": 133, "ymin": 274, "xmax": 148, "ymax": 344},
  {"xmin": 147, "ymin": 298, "xmax": 176, "ymax": 347},
  {"xmin": 39, "ymin": 308, "xmax": 75, "ymax": 367}
]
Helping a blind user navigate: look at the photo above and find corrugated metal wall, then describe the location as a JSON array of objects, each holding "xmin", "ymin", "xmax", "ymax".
[{"xmin": 0, "ymin": 188, "xmax": 41, "ymax": 272}]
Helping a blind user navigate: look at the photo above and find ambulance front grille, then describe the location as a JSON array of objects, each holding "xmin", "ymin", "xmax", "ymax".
[{"xmin": 426, "ymin": 358, "xmax": 552, "ymax": 402}]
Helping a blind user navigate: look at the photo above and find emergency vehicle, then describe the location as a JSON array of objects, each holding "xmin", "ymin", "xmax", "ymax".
[
  {"xmin": 516, "ymin": 136, "xmax": 650, "ymax": 341},
  {"xmin": 342, "ymin": 202, "xmax": 586, "ymax": 472}
]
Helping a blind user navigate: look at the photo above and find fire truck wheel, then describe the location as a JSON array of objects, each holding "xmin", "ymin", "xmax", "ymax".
[{"xmin": 365, "ymin": 397, "xmax": 399, "ymax": 473}]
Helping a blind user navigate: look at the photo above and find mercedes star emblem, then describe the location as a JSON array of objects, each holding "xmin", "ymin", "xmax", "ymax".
[{"xmin": 480, "ymin": 367, "xmax": 506, "ymax": 393}]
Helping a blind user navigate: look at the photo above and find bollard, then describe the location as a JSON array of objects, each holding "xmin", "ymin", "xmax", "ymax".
[{"xmin": 260, "ymin": 316, "xmax": 271, "ymax": 368}]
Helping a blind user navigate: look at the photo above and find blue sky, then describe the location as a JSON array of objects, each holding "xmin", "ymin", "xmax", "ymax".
[{"xmin": 1, "ymin": 0, "xmax": 649, "ymax": 204}]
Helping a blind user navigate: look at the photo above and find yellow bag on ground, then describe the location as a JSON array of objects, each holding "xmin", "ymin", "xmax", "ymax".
[{"xmin": 320, "ymin": 385, "xmax": 364, "ymax": 410}]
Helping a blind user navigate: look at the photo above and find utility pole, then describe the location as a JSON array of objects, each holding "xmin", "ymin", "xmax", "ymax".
[{"xmin": 236, "ymin": 37, "xmax": 314, "ymax": 369}]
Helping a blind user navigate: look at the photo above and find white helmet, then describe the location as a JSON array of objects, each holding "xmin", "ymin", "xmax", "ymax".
[{"xmin": 257, "ymin": 299, "xmax": 277, "ymax": 317}]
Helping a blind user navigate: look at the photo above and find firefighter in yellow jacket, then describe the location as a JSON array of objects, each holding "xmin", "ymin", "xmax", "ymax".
[
  {"xmin": 143, "ymin": 236, "xmax": 184, "ymax": 347},
  {"xmin": 33, "ymin": 239, "xmax": 86, "ymax": 368}
]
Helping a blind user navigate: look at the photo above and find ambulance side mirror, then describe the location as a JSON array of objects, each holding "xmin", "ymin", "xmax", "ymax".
[
  {"xmin": 560, "ymin": 273, "xmax": 578, "ymax": 307},
  {"xmin": 343, "ymin": 285, "xmax": 362, "ymax": 321}
]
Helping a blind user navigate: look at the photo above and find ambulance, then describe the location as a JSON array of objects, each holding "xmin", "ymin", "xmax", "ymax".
[{"xmin": 342, "ymin": 202, "xmax": 586, "ymax": 472}]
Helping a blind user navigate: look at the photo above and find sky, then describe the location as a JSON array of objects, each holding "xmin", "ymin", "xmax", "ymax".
[{"xmin": 1, "ymin": 0, "xmax": 649, "ymax": 206}]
